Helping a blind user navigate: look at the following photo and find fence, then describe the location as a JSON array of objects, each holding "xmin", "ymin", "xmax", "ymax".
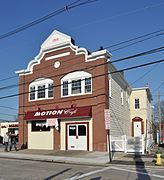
[{"xmin": 110, "ymin": 135, "xmax": 145, "ymax": 154}]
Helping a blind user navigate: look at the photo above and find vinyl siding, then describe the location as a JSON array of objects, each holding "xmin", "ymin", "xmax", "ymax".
[{"xmin": 108, "ymin": 63, "xmax": 131, "ymax": 136}]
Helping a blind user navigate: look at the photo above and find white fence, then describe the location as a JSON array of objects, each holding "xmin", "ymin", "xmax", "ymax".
[{"xmin": 110, "ymin": 135, "xmax": 145, "ymax": 154}]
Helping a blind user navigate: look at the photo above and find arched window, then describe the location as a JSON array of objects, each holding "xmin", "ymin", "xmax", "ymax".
[
  {"xmin": 29, "ymin": 78, "xmax": 54, "ymax": 101},
  {"xmin": 61, "ymin": 71, "xmax": 92, "ymax": 97}
]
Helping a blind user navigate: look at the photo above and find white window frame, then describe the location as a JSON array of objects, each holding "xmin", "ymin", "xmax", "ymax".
[
  {"xmin": 61, "ymin": 71, "xmax": 92, "ymax": 97},
  {"xmin": 134, "ymin": 98, "xmax": 140, "ymax": 109},
  {"xmin": 109, "ymin": 79, "xmax": 112, "ymax": 98},
  {"xmin": 121, "ymin": 90, "xmax": 124, "ymax": 105},
  {"xmin": 29, "ymin": 78, "xmax": 54, "ymax": 101}
]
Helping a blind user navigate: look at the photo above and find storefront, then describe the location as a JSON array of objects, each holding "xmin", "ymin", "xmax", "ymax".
[
  {"xmin": 16, "ymin": 30, "xmax": 110, "ymax": 152},
  {"xmin": 0, "ymin": 122, "xmax": 19, "ymax": 144},
  {"xmin": 24, "ymin": 106, "xmax": 92, "ymax": 150}
]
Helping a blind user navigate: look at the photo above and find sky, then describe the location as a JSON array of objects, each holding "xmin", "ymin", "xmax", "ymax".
[{"xmin": 0, "ymin": 0, "xmax": 163, "ymax": 121}]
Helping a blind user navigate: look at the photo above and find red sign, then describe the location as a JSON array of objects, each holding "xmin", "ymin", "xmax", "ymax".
[
  {"xmin": 104, "ymin": 109, "xmax": 110, "ymax": 130},
  {"xmin": 24, "ymin": 106, "xmax": 92, "ymax": 120}
]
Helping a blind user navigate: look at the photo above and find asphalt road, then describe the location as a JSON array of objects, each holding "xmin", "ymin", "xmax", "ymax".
[{"xmin": 0, "ymin": 158, "xmax": 164, "ymax": 180}]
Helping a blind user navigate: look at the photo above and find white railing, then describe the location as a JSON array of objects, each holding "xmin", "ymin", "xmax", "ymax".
[{"xmin": 110, "ymin": 135, "xmax": 145, "ymax": 154}]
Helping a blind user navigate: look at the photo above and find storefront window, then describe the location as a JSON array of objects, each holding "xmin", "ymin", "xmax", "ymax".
[{"xmin": 31, "ymin": 121, "xmax": 50, "ymax": 132}]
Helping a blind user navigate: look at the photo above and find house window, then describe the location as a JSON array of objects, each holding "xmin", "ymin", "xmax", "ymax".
[
  {"xmin": 72, "ymin": 79, "xmax": 81, "ymax": 94},
  {"xmin": 38, "ymin": 85, "xmax": 46, "ymax": 99},
  {"xmin": 29, "ymin": 78, "xmax": 54, "ymax": 101},
  {"xmin": 62, "ymin": 81, "xmax": 68, "ymax": 96},
  {"xmin": 30, "ymin": 86, "xmax": 35, "ymax": 100},
  {"xmin": 31, "ymin": 121, "xmax": 50, "ymax": 132},
  {"xmin": 61, "ymin": 71, "xmax": 92, "ymax": 97},
  {"xmin": 121, "ymin": 90, "xmax": 123, "ymax": 105},
  {"xmin": 135, "ymin": 98, "xmax": 140, "ymax": 109},
  {"xmin": 85, "ymin": 77, "xmax": 91, "ymax": 93},
  {"xmin": 48, "ymin": 83, "xmax": 54, "ymax": 98}
]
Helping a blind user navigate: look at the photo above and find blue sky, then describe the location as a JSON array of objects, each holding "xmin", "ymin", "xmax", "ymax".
[{"xmin": 0, "ymin": 0, "xmax": 163, "ymax": 121}]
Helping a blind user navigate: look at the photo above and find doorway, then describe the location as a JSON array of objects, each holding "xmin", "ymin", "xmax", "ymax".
[{"xmin": 66, "ymin": 122, "xmax": 89, "ymax": 150}]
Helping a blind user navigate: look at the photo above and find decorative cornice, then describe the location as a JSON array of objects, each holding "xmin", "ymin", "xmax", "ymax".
[{"xmin": 15, "ymin": 30, "xmax": 112, "ymax": 76}]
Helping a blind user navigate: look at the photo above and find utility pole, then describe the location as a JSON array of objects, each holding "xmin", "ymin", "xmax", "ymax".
[{"xmin": 158, "ymin": 90, "xmax": 161, "ymax": 144}]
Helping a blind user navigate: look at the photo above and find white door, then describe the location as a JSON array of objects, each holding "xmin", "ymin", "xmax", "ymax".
[
  {"xmin": 134, "ymin": 121, "xmax": 142, "ymax": 137},
  {"xmin": 67, "ymin": 124, "xmax": 88, "ymax": 150}
]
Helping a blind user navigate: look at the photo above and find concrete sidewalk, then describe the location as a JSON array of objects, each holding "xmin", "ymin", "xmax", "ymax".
[{"xmin": 0, "ymin": 147, "xmax": 159, "ymax": 166}]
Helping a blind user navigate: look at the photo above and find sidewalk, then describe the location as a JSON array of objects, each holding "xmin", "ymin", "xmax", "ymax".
[{"xmin": 0, "ymin": 147, "xmax": 160, "ymax": 167}]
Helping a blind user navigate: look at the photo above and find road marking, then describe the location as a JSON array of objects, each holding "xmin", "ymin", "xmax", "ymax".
[
  {"xmin": 112, "ymin": 166, "xmax": 164, "ymax": 179},
  {"xmin": 66, "ymin": 167, "xmax": 111, "ymax": 180},
  {"xmin": 66, "ymin": 166, "xmax": 164, "ymax": 180}
]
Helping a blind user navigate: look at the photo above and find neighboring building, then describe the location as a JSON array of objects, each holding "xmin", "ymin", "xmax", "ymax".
[
  {"xmin": 108, "ymin": 66, "xmax": 131, "ymax": 137},
  {"xmin": 130, "ymin": 87, "xmax": 153, "ymax": 150},
  {"xmin": 16, "ymin": 30, "xmax": 132, "ymax": 151},
  {"xmin": 0, "ymin": 121, "xmax": 18, "ymax": 143}
]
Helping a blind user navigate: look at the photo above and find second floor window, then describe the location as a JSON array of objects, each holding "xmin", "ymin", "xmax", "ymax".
[
  {"xmin": 38, "ymin": 85, "xmax": 46, "ymax": 99},
  {"xmin": 48, "ymin": 83, "xmax": 54, "ymax": 98},
  {"xmin": 85, "ymin": 77, "xmax": 91, "ymax": 93},
  {"xmin": 62, "ymin": 81, "xmax": 68, "ymax": 96},
  {"xmin": 29, "ymin": 78, "xmax": 54, "ymax": 101},
  {"xmin": 30, "ymin": 86, "xmax": 35, "ymax": 100},
  {"xmin": 61, "ymin": 71, "xmax": 92, "ymax": 97},
  {"xmin": 72, "ymin": 79, "xmax": 81, "ymax": 94},
  {"xmin": 135, "ymin": 98, "xmax": 140, "ymax": 109}
]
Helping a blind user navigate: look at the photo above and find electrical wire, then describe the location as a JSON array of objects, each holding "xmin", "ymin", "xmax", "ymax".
[
  {"xmin": 0, "ymin": 106, "xmax": 18, "ymax": 111},
  {"xmin": 0, "ymin": 45, "xmax": 163, "ymax": 91},
  {"xmin": 0, "ymin": 57, "xmax": 163, "ymax": 101},
  {"xmin": 0, "ymin": 0, "xmax": 98, "ymax": 40},
  {"xmin": 0, "ymin": 28, "xmax": 163, "ymax": 83},
  {"xmin": 130, "ymin": 64, "xmax": 158, "ymax": 86},
  {"xmin": 110, "ymin": 32, "xmax": 164, "ymax": 52},
  {"xmin": 105, "ymin": 30, "xmax": 164, "ymax": 49}
]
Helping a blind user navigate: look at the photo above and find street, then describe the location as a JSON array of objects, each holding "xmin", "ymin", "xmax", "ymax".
[{"xmin": 0, "ymin": 158, "xmax": 164, "ymax": 180}]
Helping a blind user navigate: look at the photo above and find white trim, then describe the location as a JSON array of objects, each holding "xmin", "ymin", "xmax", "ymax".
[
  {"xmin": 45, "ymin": 52, "xmax": 70, "ymax": 61},
  {"xmin": 15, "ymin": 31, "xmax": 112, "ymax": 76},
  {"xmin": 109, "ymin": 79, "xmax": 112, "ymax": 98},
  {"xmin": 29, "ymin": 78, "xmax": 54, "ymax": 102},
  {"xmin": 61, "ymin": 71, "xmax": 92, "ymax": 98}
]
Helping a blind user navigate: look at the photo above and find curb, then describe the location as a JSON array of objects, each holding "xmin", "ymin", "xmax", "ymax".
[
  {"xmin": 0, "ymin": 154, "xmax": 108, "ymax": 167},
  {"xmin": 0, "ymin": 154, "xmax": 160, "ymax": 167}
]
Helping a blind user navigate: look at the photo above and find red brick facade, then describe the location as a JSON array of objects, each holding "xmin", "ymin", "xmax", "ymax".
[{"xmin": 17, "ymin": 31, "xmax": 111, "ymax": 151}]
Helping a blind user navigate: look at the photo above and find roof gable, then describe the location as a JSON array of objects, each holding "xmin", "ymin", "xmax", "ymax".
[{"xmin": 41, "ymin": 30, "xmax": 71, "ymax": 51}]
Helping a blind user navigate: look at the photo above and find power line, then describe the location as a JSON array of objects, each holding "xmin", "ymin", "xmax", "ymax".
[
  {"xmin": 17, "ymin": 58, "xmax": 164, "ymax": 109},
  {"xmin": 0, "ymin": 28, "xmax": 163, "ymax": 83},
  {"xmin": 0, "ymin": 0, "xmax": 98, "ymax": 40},
  {"xmin": 110, "ymin": 32, "xmax": 164, "ymax": 52},
  {"xmin": 153, "ymin": 81, "xmax": 164, "ymax": 93},
  {"xmin": 0, "ymin": 57, "xmax": 163, "ymax": 101},
  {"xmin": 0, "ymin": 45, "xmax": 163, "ymax": 91},
  {"xmin": 0, "ymin": 113, "xmax": 17, "ymax": 117},
  {"xmin": 111, "ymin": 46, "xmax": 164, "ymax": 63},
  {"xmin": 72, "ymin": 2, "xmax": 164, "ymax": 31},
  {"xmin": 130, "ymin": 64, "xmax": 158, "ymax": 86},
  {"xmin": 105, "ymin": 29, "xmax": 164, "ymax": 50},
  {"xmin": 0, "ymin": 106, "xmax": 18, "ymax": 111}
]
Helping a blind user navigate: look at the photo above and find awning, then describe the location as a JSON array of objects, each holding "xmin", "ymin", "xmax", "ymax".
[{"xmin": 24, "ymin": 106, "xmax": 92, "ymax": 120}]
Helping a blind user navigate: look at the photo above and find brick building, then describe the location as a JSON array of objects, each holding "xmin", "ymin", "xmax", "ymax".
[{"xmin": 16, "ymin": 30, "xmax": 131, "ymax": 151}]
